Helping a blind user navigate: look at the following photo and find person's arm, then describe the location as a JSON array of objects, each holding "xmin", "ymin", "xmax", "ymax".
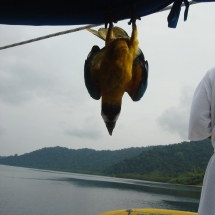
[{"xmin": 188, "ymin": 78, "xmax": 212, "ymax": 140}]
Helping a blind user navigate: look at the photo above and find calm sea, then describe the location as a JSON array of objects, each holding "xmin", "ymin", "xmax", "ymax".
[{"xmin": 0, "ymin": 165, "xmax": 201, "ymax": 215}]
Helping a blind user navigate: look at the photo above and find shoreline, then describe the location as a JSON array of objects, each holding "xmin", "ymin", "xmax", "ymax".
[{"xmin": 0, "ymin": 164, "xmax": 202, "ymax": 187}]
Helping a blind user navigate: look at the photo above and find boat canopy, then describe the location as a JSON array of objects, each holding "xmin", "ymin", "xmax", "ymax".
[{"xmin": 0, "ymin": 0, "xmax": 214, "ymax": 28}]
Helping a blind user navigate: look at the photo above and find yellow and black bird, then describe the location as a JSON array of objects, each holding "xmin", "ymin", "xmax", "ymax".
[{"xmin": 84, "ymin": 23, "xmax": 148, "ymax": 135}]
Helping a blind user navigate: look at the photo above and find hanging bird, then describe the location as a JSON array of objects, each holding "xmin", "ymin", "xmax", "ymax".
[{"xmin": 84, "ymin": 23, "xmax": 148, "ymax": 136}]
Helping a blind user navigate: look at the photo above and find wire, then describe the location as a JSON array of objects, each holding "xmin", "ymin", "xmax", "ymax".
[
  {"xmin": 0, "ymin": 23, "xmax": 102, "ymax": 50},
  {"xmin": 0, "ymin": 1, "xmax": 199, "ymax": 51}
]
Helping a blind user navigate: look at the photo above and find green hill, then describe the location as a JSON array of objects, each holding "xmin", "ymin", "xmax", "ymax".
[
  {"xmin": 0, "ymin": 139, "xmax": 213, "ymax": 185},
  {"xmin": 104, "ymin": 139, "xmax": 213, "ymax": 184},
  {"xmin": 0, "ymin": 146, "xmax": 149, "ymax": 174}
]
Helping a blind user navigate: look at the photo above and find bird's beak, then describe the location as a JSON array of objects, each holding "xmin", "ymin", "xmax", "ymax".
[
  {"xmin": 101, "ymin": 103, "xmax": 121, "ymax": 136},
  {"xmin": 105, "ymin": 121, "xmax": 116, "ymax": 136}
]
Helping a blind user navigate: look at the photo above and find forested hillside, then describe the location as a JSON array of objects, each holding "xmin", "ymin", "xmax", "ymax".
[
  {"xmin": 0, "ymin": 139, "xmax": 213, "ymax": 185},
  {"xmin": 104, "ymin": 139, "xmax": 213, "ymax": 184},
  {"xmin": 0, "ymin": 146, "xmax": 148, "ymax": 173}
]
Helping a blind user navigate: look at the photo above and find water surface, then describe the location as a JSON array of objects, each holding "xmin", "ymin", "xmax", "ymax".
[{"xmin": 0, "ymin": 165, "xmax": 201, "ymax": 215}]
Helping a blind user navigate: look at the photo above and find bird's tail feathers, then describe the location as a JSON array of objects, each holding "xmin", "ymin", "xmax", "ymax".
[{"xmin": 86, "ymin": 27, "xmax": 129, "ymax": 41}]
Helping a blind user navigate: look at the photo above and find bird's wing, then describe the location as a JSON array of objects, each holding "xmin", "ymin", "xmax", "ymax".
[
  {"xmin": 86, "ymin": 26, "xmax": 129, "ymax": 41},
  {"xmin": 126, "ymin": 48, "xmax": 149, "ymax": 101},
  {"xmin": 112, "ymin": 27, "xmax": 129, "ymax": 38},
  {"xmin": 84, "ymin": 45, "xmax": 106, "ymax": 100}
]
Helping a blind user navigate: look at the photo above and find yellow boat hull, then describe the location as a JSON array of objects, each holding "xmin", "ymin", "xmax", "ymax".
[{"xmin": 98, "ymin": 208, "xmax": 197, "ymax": 215}]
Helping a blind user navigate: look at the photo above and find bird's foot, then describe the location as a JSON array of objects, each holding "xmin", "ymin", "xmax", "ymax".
[
  {"xmin": 128, "ymin": 4, "xmax": 141, "ymax": 28},
  {"xmin": 105, "ymin": 21, "xmax": 113, "ymax": 29},
  {"xmin": 105, "ymin": 6, "xmax": 118, "ymax": 29}
]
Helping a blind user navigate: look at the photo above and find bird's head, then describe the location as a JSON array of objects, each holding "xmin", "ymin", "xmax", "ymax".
[{"xmin": 101, "ymin": 103, "xmax": 121, "ymax": 136}]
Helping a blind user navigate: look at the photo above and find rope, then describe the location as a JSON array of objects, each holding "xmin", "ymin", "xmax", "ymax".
[
  {"xmin": 0, "ymin": 1, "xmax": 199, "ymax": 51},
  {"xmin": 0, "ymin": 23, "xmax": 102, "ymax": 50}
]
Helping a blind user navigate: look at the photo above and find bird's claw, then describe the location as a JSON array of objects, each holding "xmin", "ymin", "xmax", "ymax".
[
  {"xmin": 128, "ymin": 17, "xmax": 141, "ymax": 28},
  {"xmin": 128, "ymin": 3, "xmax": 141, "ymax": 28},
  {"xmin": 105, "ymin": 7, "xmax": 118, "ymax": 29},
  {"xmin": 105, "ymin": 22, "xmax": 114, "ymax": 29}
]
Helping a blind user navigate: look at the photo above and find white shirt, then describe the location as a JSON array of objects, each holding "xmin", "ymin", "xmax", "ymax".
[
  {"xmin": 188, "ymin": 67, "xmax": 215, "ymax": 215},
  {"xmin": 189, "ymin": 67, "xmax": 215, "ymax": 148}
]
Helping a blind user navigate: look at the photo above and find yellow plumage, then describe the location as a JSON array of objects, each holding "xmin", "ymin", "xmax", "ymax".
[
  {"xmin": 84, "ymin": 24, "xmax": 148, "ymax": 135},
  {"xmin": 90, "ymin": 25, "xmax": 139, "ymax": 105}
]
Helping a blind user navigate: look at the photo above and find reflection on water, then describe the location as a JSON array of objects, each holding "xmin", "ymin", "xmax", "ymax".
[
  {"xmin": 57, "ymin": 177, "xmax": 200, "ymax": 199},
  {"xmin": 0, "ymin": 165, "xmax": 200, "ymax": 215}
]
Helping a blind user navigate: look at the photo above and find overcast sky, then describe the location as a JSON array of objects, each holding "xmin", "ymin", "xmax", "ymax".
[{"xmin": 0, "ymin": 3, "xmax": 215, "ymax": 156}]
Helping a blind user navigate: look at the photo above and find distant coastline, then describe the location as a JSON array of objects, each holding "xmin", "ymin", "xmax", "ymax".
[{"xmin": 0, "ymin": 139, "xmax": 212, "ymax": 186}]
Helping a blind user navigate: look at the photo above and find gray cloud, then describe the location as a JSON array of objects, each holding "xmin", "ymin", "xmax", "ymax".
[
  {"xmin": 0, "ymin": 24, "xmax": 92, "ymax": 107},
  {"xmin": 0, "ymin": 125, "xmax": 5, "ymax": 136},
  {"xmin": 64, "ymin": 116, "xmax": 103, "ymax": 140},
  {"xmin": 157, "ymin": 86, "xmax": 194, "ymax": 139},
  {"xmin": 65, "ymin": 128, "xmax": 102, "ymax": 140},
  {"xmin": 0, "ymin": 63, "xmax": 53, "ymax": 105},
  {"xmin": 0, "ymin": 47, "xmax": 87, "ymax": 106}
]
